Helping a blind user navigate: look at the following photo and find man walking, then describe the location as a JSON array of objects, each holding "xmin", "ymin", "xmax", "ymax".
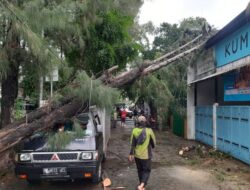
[{"xmin": 128, "ymin": 116, "xmax": 156, "ymax": 190}]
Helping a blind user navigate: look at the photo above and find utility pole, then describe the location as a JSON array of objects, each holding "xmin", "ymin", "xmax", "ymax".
[
  {"xmin": 39, "ymin": 76, "xmax": 44, "ymax": 107},
  {"xmin": 50, "ymin": 74, "xmax": 53, "ymax": 98}
]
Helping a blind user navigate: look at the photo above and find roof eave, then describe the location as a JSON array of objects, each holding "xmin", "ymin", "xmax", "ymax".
[{"xmin": 205, "ymin": 10, "xmax": 248, "ymax": 49}]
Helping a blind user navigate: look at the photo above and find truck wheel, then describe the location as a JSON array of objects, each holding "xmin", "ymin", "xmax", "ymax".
[{"xmin": 92, "ymin": 162, "xmax": 102, "ymax": 184}]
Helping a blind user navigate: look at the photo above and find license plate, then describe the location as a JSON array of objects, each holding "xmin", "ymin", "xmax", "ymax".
[{"xmin": 43, "ymin": 167, "xmax": 67, "ymax": 175}]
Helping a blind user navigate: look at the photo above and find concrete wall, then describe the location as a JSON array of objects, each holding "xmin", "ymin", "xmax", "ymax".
[
  {"xmin": 197, "ymin": 79, "xmax": 216, "ymax": 106},
  {"xmin": 187, "ymin": 73, "xmax": 216, "ymax": 139},
  {"xmin": 97, "ymin": 108, "xmax": 110, "ymax": 156},
  {"xmin": 187, "ymin": 84, "xmax": 195, "ymax": 139},
  {"xmin": 187, "ymin": 65, "xmax": 216, "ymax": 140}
]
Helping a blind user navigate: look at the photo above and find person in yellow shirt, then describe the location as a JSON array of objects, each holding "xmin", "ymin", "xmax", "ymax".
[{"xmin": 128, "ymin": 116, "xmax": 156, "ymax": 190}]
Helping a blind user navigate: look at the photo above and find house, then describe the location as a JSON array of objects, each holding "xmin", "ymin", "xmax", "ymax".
[{"xmin": 187, "ymin": 3, "xmax": 250, "ymax": 164}]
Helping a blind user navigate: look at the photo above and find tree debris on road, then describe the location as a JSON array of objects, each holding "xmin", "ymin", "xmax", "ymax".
[{"xmin": 178, "ymin": 145, "xmax": 196, "ymax": 156}]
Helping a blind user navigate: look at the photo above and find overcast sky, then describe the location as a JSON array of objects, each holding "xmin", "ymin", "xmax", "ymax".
[{"xmin": 139, "ymin": 0, "xmax": 250, "ymax": 30}]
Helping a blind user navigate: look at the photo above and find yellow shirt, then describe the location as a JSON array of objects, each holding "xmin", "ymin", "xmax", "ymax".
[{"xmin": 130, "ymin": 127, "xmax": 156, "ymax": 159}]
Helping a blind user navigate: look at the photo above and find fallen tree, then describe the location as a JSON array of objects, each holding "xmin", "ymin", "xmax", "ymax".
[
  {"xmin": 0, "ymin": 99, "xmax": 83, "ymax": 153},
  {"xmin": 0, "ymin": 99, "xmax": 84, "ymax": 175},
  {"xmin": 0, "ymin": 30, "xmax": 211, "ymax": 155},
  {"xmin": 106, "ymin": 36, "xmax": 206, "ymax": 88}
]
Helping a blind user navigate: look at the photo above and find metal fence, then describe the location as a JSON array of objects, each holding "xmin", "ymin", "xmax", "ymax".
[
  {"xmin": 195, "ymin": 106, "xmax": 250, "ymax": 164},
  {"xmin": 195, "ymin": 106, "xmax": 213, "ymax": 146}
]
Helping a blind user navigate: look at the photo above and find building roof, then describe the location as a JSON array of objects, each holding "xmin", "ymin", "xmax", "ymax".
[{"xmin": 205, "ymin": 6, "xmax": 249, "ymax": 49}]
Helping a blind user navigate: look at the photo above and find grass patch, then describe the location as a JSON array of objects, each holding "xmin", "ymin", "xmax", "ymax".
[
  {"xmin": 208, "ymin": 149, "xmax": 231, "ymax": 160},
  {"xmin": 215, "ymin": 172, "xmax": 225, "ymax": 182},
  {"xmin": 187, "ymin": 159, "xmax": 200, "ymax": 166},
  {"xmin": 213, "ymin": 169, "xmax": 226, "ymax": 182}
]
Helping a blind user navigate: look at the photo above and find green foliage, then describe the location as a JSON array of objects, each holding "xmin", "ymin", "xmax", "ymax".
[
  {"xmin": 66, "ymin": 71, "xmax": 120, "ymax": 111},
  {"xmin": 113, "ymin": 0, "xmax": 143, "ymax": 18},
  {"xmin": 47, "ymin": 123, "xmax": 86, "ymax": 151},
  {"xmin": 4, "ymin": 1, "xmax": 62, "ymax": 73},
  {"xmin": 179, "ymin": 17, "xmax": 207, "ymax": 31},
  {"xmin": 47, "ymin": 132, "xmax": 72, "ymax": 151},
  {"xmin": 14, "ymin": 98, "xmax": 26, "ymax": 120},
  {"xmin": 84, "ymin": 10, "xmax": 141, "ymax": 74},
  {"xmin": 127, "ymin": 74, "xmax": 173, "ymax": 119},
  {"xmin": 21, "ymin": 62, "xmax": 39, "ymax": 98},
  {"xmin": 0, "ymin": 0, "xmax": 143, "ymax": 126},
  {"xmin": 154, "ymin": 23, "xmax": 181, "ymax": 52},
  {"xmin": 133, "ymin": 21, "xmax": 155, "ymax": 52},
  {"xmin": 0, "ymin": 0, "xmax": 66, "ymax": 102},
  {"xmin": 158, "ymin": 64, "xmax": 187, "ymax": 117},
  {"xmin": 73, "ymin": 122, "xmax": 87, "ymax": 139},
  {"xmin": 131, "ymin": 17, "xmax": 210, "ymax": 126}
]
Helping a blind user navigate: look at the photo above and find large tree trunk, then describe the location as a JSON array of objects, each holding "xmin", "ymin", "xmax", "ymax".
[
  {"xmin": 0, "ymin": 97, "xmax": 73, "ymax": 142},
  {"xmin": 1, "ymin": 29, "xmax": 21, "ymax": 128},
  {"xmin": 0, "ymin": 99, "xmax": 82, "ymax": 153},
  {"xmin": 106, "ymin": 41, "xmax": 205, "ymax": 88},
  {"xmin": 1, "ymin": 62, "xmax": 19, "ymax": 128}
]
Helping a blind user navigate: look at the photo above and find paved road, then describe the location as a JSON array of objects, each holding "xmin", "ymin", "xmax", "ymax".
[
  {"xmin": 115, "ymin": 117, "xmax": 135, "ymax": 127},
  {"xmin": 1, "ymin": 180, "xmax": 101, "ymax": 190},
  {"xmin": 2, "ymin": 117, "xmax": 250, "ymax": 190}
]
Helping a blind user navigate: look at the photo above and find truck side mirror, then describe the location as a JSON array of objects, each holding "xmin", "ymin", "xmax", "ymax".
[{"xmin": 97, "ymin": 124, "xmax": 103, "ymax": 133}]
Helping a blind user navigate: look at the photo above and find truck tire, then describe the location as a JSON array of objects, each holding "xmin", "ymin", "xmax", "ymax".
[{"xmin": 92, "ymin": 162, "xmax": 102, "ymax": 184}]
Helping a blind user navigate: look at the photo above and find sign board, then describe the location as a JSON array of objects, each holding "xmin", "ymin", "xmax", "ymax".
[
  {"xmin": 45, "ymin": 66, "xmax": 59, "ymax": 82},
  {"xmin": 224, "ymin": 67, "xmax": 250, "ymax": 101},
  {"xmin": 215, "ymin": 23, "xmax": 250, "ymax": 67}
]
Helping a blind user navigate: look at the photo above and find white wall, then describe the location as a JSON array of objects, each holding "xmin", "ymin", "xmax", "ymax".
[
  {"xmin": 187, "ymin": 84, "xmax": 195, "ymax": 139},
  {"xmin": 97, "ymin": 108, "xmax": 111, "ymax": 156}
]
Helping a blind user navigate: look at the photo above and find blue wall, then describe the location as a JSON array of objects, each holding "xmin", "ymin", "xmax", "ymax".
[
  {"xmin": 215, "ymin": 23, "xmax": 250, "ymax": 67},
  {"xmin": 217, "ymin": 106, "xmax": 250, "ymax": 164},
  {"xmin": 196, "ymin": 106, "xmax": 250, "ymax": 164},
  {"xmin": 195, "ymin": 106, "xmax": 213, "ymax": 146}
]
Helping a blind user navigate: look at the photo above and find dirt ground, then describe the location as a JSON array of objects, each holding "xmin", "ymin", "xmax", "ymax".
[
  {"xmin": 1, "ymin": 119, "xmax": 250, "ymax": 190},
  {"xmin": 104, "ymin": 123, "xmax": 250, "ymax": 190}
]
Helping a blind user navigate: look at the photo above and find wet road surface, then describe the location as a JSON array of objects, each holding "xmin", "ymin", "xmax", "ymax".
[{"xmin": 1, "ymin": 117, "xmax": 250, "ymax": 190}]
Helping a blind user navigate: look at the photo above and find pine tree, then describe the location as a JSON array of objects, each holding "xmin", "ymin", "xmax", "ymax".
[
  {"xmin": 0, "ymin": 0, "xmax": 92, "ymax": 127},
  {"xmin": 0, "ymin": 0, "xmax": 144, "ymax": 128}
]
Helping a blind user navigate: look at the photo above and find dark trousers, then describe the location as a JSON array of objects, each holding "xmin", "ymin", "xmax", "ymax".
[{"xmin": 135, "ymin": 157, "xmax": 151, "ymax": 186}]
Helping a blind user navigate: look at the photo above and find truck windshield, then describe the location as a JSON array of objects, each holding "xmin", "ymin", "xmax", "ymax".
[
  {"xmin": 52, "ymin": 118, "xmax": 95, "ymax": 137},
  {"xmin": 78, "ymin": 120, "xmax": 95, "ymax": 136}
]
